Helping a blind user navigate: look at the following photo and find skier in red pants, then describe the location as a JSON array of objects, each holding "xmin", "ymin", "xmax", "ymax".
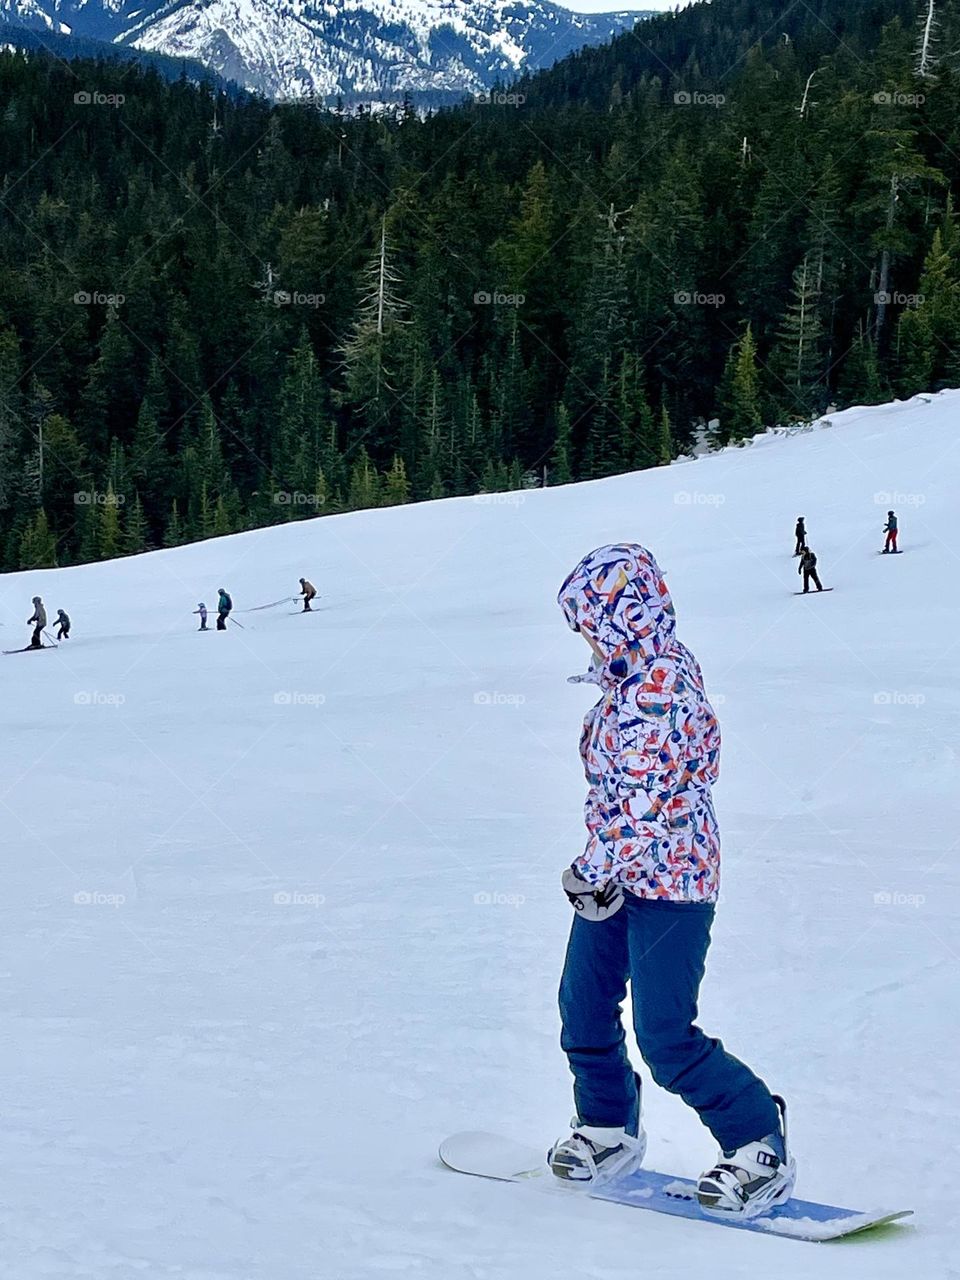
[{"xmin": 883, "ymin": 511, "xmax": 898, "ymax": 553}]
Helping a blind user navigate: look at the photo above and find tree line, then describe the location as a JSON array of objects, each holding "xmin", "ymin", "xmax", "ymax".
[{"xmin": 2, "ymin": 0, "xmax": 960, "ymax": 569}]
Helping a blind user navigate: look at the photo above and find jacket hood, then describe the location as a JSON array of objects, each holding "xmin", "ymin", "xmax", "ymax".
[{"xmin": 558, "ymin": 543, "xmax": 676, "ymax": 674}]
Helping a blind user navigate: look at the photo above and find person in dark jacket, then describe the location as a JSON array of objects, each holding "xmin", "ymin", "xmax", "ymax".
[
  {"xmin": 216, "ymin": 589, "xmax": 232, "ymax": 630},
  {"xmin": 27, "ymin": 596, "xmax": 46, "ymax": 648},
  {"xmin": 798, "ymin": 547, "xmax": 823, "ymax": 593},
  {"xmin": 883, "ymin": 510, "xmax": 899, "ymax": 553},
  {"xmin": 299, "ymin": 578, "xmax": 317, "ymax": 611},
  {"xmin": 794, "ymin": 517, "xmax": 806, "ymax": 556},
  {"xmin": 55, "ymin": 609, "xmax": 70, "ymax": 640}
]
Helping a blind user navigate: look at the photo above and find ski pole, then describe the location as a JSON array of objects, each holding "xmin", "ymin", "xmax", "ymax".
[
  {"xmin": 229, "ymin": 616, "xmax": 245, "ymax": 630},
  {"xmin": 41, "ymin": 629, "xmax": 59, "ymax": 646}
]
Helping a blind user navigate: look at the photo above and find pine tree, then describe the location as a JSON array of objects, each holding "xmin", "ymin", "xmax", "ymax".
[
  {"xmin": 338, "ymin": 215, "xmax": 409, "ymax": 444},
  {"xmin": 98, "ymin": 483, "xmax": 122, "ymax": 559},
  {"xmin": 716, "ymin": 326, "xmax": 763, "ymax": 444},
  {"xmin": 123, "ymin": 492, "xmax": 149, "ymax": 554},
  {"xmin": 163, "ymin": 499, "xmax": 185, "ymax": 548},
  {"xmin": 347, "ymin": 447, "xmax": 380, "ymax": 510},
  {"xmin": 18, "ymin": 508, "xmax": 56, "ymax": 569},
  {"xmin": 550, "ymin": 403, "xmax": 573, "ymax": 485},
  {"xmin": 656, "ymin": 403, "xmax": 675, "ymax": 466},
  {"xmin": 768, "ymin": 253, "xmax": 827, "ymax": 423},
  {"xmin": 895, "ymin": 225, "xmax": 960, "ymax": 395},
  {"xmin": 838, "ymin": 323, "xmax": 887, "ymax": 406},
  {"xmin": 382, "ymin": 455, "xmax": 410, "ymax": 506}
]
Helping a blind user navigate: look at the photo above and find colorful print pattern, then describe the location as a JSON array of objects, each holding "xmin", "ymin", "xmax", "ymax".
[{"xmin": 558, "ymin": 543, "xmax": 721, "ymax": 904}]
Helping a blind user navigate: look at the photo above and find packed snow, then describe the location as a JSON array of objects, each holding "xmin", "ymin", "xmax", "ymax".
[{"xmin": 2, "ymin": 390, "xmax": 956, "ymax": 1277}]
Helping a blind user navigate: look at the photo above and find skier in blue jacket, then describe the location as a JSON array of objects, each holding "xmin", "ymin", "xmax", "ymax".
[{"xmin": 216, "ymin": 589, "xmax": 232, "ymax": 630}]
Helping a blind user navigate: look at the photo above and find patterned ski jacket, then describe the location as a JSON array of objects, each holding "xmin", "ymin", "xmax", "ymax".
[{"xmin": 558, "ymin": 544, "xmax": 721, "ymax": 904}]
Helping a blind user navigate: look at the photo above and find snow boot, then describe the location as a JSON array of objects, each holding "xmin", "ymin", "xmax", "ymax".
[
  {"xmin": 696, "ymin": 1095, "xmax": 796, "ymax": 1219},
  {"xmin": 548, "ymin": 1121, "xmax": 647, "ymax": 1185}
]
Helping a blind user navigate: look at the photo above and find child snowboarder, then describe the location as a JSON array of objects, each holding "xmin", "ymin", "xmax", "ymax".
[
  {"xmin": 883, "ymin": 510, "xmax": 898, "ymax": 553},
  {"xmin": 298, "ymin": 578, "xmax": 317, "ymax": 611},
  {"xmin": 798, "ymin": 546, "xmax": 823, "ymax": 592},
  {"xmin": 55, "ymin": 609, "xmax": 70, "ymax": 640},
  {"xmin": 26, "ymin": 596, "xmax": 46, "ymax": 649},
  {"xmin": 550, "ymin": 544, "xmax": 794, "ymax": 1219},
  {"xmin": 794, "ymin": 516, "xmax": 806, "ymax": 556},
  {"xmin": 216, "ymin": 588, "xmax": 232, "ymax": 630},
  {"xmin": 194, "ymin": 603, "xmax": 208, "ymax": 631}
]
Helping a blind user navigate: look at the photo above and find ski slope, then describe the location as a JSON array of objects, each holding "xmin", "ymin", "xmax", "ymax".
[{"xmin": 2, "ymin": 390, "xmax": 957, "ymax": 1278}]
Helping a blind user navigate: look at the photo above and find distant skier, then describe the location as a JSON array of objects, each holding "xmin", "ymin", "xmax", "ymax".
[
  {"xmin": 883, "ymin": 510, "xmax": 898, "ymax": 553},
  {"xmin": 55, "ymin": 609, "xmax": 70, "ymax": 641},
  {"xmin": 299, "ymin": 578, "xmax": 317, "ymax": 611},
  {"xmin": 26, "ymin": 596, "xmax": 46, "ymax": 649},
  {"xmin": 216, "ymin": 588, "xmax": 232, "ymax": 631},
  {"xmin": 549, "ymin": 544, "xmax": 794, "ymax": 1218},
  {"xmin": 798, "ymin": 546, "xmax": 823, "ymax": 593},
  {"xmin": 794, "ymin": 517, "xmax": 806, "ymax": 556},
  {"xmin": 194, "ymin": 603, "xmax": 208, "ymax": 631}
]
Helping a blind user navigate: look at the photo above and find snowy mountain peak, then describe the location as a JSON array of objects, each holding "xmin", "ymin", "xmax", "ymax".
[{"xmin": 0, "ymin": 0, "xmax": 651, "ymax": 99}]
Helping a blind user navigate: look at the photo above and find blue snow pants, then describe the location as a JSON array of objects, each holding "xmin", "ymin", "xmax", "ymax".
[{"xmin": 559, "ymin": 893, "xmax": 779, "ymax": 1152}]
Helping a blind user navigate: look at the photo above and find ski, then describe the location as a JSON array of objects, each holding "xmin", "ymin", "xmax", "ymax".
[
  {"xmin": 439, "ymin": 1133, "xmax": 912, "ymax": 1243},
  {"xmin": 3, "ymin": 645, "xmax": 57, "ymax": 654}
]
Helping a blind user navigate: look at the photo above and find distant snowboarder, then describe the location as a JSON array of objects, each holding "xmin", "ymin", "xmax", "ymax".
[
  {"xmin": 194, "ymin": 603, "xmax": 208, "ymax": 631},
  {"xmin": 55, "ymin": 609, "xmax": 70, "ymax": 640},
  {"xmin": 216, "ymin": 589, "xmax": 232, "ymax": 630},
  {"xmin": 798, "ymin": 547, "xmax": 823, "ymax": 593},
  {"xmin": 549, "ymin": 543, "xmax": 794, "ymax": 1218},
  {"xmin": 794, "ymin": 517, "xmax": 806, "ymax": 556},
  {"xmin": 299, "ymin": 578, "xmax": 317, "ymax": 611},
  {"xmin": 883, "ymin": 510, "xmax": 898, "ymax": 553},
  {"xmin": 27, "ymin": 596, "xmax": 46, "ymax": 648}
]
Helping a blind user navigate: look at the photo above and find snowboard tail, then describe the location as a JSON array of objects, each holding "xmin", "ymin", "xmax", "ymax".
[{"xmin": 439, "ymin": 1132, "xmax": 912, "ymax": 1243}]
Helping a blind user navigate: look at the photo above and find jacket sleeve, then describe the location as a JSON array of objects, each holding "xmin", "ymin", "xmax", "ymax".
[{"xmin": 574, "ymin": 661, "xmax": 719, "ymax": 884}]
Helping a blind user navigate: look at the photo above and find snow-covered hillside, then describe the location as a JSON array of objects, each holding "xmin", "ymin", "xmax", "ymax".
[
  {"xmin": 2, "ymin": 391, "xmax": 956, "ymax": 1276},
  {"xmin": 0, "ymin": 0, "xmax": 647, "ymax": 99}
]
